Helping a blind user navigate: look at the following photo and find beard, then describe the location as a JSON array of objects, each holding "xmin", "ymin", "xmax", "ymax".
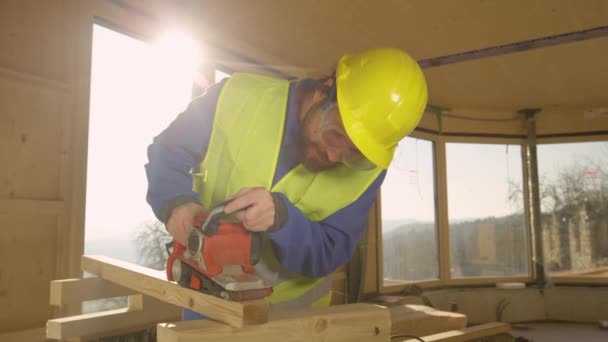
[{"xmin": 297, "ymin": 104, "xmax": 340, "ymax": 173}]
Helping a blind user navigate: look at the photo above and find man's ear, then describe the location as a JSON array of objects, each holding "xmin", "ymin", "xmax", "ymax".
[
  {"xmin": 322, "ymin": 77, "xmax": 334, "ymax": 88},
  {"xmin": 312, "ymin": 82, "xmax": 331, "ymax": 104}
]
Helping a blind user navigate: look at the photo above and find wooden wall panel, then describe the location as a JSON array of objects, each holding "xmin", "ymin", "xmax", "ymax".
[
  {"xmin": 545, "ymin": 287, "xmax": 608, "ymax": 322},
  {"xmin": 0, "ymin": 72, "xmax": 65, "ymax": 200},
  {"xmin": 0, "ymin": 214, "xmax": 58, "ymax": 332},
  {"xmin": 0, "ymin": 0, "xmax": 70, "ymax": 82},
  {"xmin": 0, "ymin": 0, "xmax": 77, "ymax": 335}
]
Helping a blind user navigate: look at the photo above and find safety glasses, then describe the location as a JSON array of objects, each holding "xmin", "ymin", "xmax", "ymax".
[{"xmin": 317, "ymin": 102, "xmax": 376, "ymax": 170}]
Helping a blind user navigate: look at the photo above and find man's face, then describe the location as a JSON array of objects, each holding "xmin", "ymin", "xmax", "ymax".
[
  {"xmin": 298, "ymin": 101, "xmax": 343, "ymax": 172},
  {"xmin": 298, "ymin": 101, "xmax": 364, "ymax": 172}
]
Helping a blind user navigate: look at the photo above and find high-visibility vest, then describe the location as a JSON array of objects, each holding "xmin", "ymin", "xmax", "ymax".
[{"xmin": 193, "ymin": 73, "xmax": 381, "ymax": 310}]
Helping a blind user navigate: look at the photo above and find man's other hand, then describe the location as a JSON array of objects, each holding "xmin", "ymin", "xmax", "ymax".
[
  {"xmin": 167, "ymin": 202, "xmax": 205, "ymax": 245},
  {"xmin": 225, "ymin": 187, "xmax": 275, "ymax": 232}
]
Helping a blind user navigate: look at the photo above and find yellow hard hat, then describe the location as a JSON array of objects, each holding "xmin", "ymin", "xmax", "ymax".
[{"xmin": 336, "ymin": 47, "xmax": 428, "ymax": 169}]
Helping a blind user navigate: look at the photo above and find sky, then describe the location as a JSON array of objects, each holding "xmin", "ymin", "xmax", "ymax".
[
  {"xmin": 85, "ymin": 24, "xmax": 607, "ymax": 243},
  {"xmin": 85, "ymin": 25, "xmax": 197, "ymax": 240}
]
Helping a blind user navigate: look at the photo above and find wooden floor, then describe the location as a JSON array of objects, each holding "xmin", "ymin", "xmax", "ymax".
[{"xmin": 510, "ymin": 322, "xmax": 608, "ymax": 342}]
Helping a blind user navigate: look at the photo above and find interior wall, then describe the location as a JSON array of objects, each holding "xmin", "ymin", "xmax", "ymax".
[
  {"xmin": 384, "ymin": 286, "xmax": 608, "ymax": 325},
  {"xmin": 0, "ymin": 0, "xmax": 187, "ymax": 334},
  {"xmin": 0, "ymin": 0, "xmax": 77, "ymax": 332}
]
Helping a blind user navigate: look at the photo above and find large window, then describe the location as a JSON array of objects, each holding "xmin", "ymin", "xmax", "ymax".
[
  {"xmin": 538, "ymin": 141, "xmax": 608, "ymax": 278},
  {"xmin": 85, "ymin": 24, "xmax": 197, "ymax": 269},
  {"xmin": 381, "ymin": 137, "xmax": 438, "ymax": 284},
  {"xmin": 446, "ymin": 143, "xmax": 528, "ymax": 278},
  {"xmin": 84, "ymin": 24, "xmax": 198, "ymax": 312}
]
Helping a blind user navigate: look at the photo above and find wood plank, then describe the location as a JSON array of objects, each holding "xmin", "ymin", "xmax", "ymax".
[
  {"xmin": 398, "ymin": 322, "xmax": 511, "ymax": 342},
  {"xmin": 363, "ymin": 207, "xmax": 379, "ymax": 294},
  {"xmin": 0, "ymin": 65, "xmax": 69, "ymax": 91},
  {"xmin": 157, "ymin": 303, "xmax": 390, "ymax": 342},
  {"xmin": 47, "ymin": 295, "xmax": 181, "ymax": 340},
  {"xmin": 435, "ymin": 138, "xmax": 451, "ymax": 283},
  {"xmin": 389, "ymin": 305, "xmax": 467, "ymax": 337},
  {"xmin": 0, "ymin": 197, "xmax": 64, "ymax": 216},
  {"xmin": 551, "ymin": 266, "xmax": 608, "ymax": 276},
  {"xmin": 50, "ymin": 277, "xmax": 136, "ymax": 307},
  {"xmin": 552, "ymin": 276, "xmax": 608, "ymax": 285},
  {"xmin": 0, "ymin": 214, "xmax": 58, "ymax": 332},
  {"xmin": 0, "ymin": 326, "xmax": 47, "ymax": 342},
  {"xmin": 81, "ymin": 255, "xmax": 268, "ymax": 328}
]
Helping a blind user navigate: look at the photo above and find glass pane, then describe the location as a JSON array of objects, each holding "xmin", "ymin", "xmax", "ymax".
[
  {"xmin": 215, "ymin": 69, "xmax": 230, "ymax": 82},
  {"xmin": 381, "ymin": 138, "xmax": 438, "ymax": 284},
  {"xmin": 85, "ymin": 25, "xmax": 194, "ymax": 281},
  {"xmin": 538, "ymin": 141, "xmax": 608, "ymax": 278},
  {"xmin": 447, "ymin": 143, "xmax": 528, "ymax": 277}
]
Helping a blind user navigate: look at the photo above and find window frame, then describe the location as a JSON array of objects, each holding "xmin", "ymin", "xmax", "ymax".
[
  {"xmin": 378, "ymin": 130, "xmax": 536, "ymax": 294},
  {"xmin": 535, "ymin": 134, "xmax": 608, "ymax": 285}
]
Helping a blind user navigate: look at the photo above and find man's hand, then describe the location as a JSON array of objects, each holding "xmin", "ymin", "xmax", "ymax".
[
  {"xmin": 225, "ymin": 187, "xmax": 276, "ymax": 232},
  {"xmin": 167, "ymin": 202, "xmax": 205, "ymax": 245}
]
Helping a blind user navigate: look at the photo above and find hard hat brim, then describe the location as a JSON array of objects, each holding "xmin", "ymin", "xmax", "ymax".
[{"xmin": 337, "ymin": 55, "xmax": 393, "ymax": 169}]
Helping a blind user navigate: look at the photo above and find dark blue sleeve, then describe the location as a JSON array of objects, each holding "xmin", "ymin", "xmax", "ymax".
[
  {"xmin": 145, "ymin": 82, "xmax": 225, "ymax": 221},
  {"xmin": 268, "ymin": 171, "xmax": 386, "ymax": 278}
]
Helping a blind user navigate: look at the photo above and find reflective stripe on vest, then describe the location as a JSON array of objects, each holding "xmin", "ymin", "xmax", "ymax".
[{"xmin": 195, "ymin": 73, "xmax": 382, "ymax": 310}]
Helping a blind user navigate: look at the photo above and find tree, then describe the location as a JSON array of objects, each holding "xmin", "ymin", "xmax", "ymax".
[{"xmin": 132, "ymin": 219, "xmax": 172, "ymax": 270}]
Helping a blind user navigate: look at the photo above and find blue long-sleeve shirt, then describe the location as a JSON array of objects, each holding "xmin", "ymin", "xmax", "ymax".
[{"xmin": 145, "ymin": 78, "xmax": 386, "ymax": 278}]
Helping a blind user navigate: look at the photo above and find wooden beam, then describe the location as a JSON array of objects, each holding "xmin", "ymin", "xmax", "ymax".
[
  {"xmin": 47, "ymin": 295, "xmax": 181, "ymax": 340},
  {"xmin": 435, "ymin": 138, "xmax": 451, "ymax": 283},
  {"xmin": 389, "ymin": 305, "xmax": 467, "ymax": 337},
  {"xmin": 0, "ymin": 327, "xmax": 47, "ymax": 342},
  {"xmin": 157, "ymin": 303, "xmax": 390, "ymax": 342},
  {"xmin": 81, "ymin": 255, "xmax": 268, "ymax": 327},
  {"xmin": 50, "ymin": 277, "xmax": 136, "ymax": 306},
  {"xmin": 0, "ymin": 198, "xmax": 64, "ymax": 215},
  {"xmin": 399, "ymin": 322, "xmax": 511, "ymax": 342}
]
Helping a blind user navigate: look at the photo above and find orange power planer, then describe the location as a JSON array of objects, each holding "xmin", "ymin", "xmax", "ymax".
[{"xmin": 166, "ymin": 204, "xmax": 273, "ymax": 301}]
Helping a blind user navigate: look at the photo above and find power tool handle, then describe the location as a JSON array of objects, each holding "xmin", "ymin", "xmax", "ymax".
[{"xmin": 201, "ymin": 202, "xmax": 253, "ymax": 235}]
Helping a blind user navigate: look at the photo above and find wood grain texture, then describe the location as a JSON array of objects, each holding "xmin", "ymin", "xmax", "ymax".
[
  {"xmin": 399, "ymin": 322, "xmax": 511, "ymax": 342},
  {"xmin": 0, "ymin": 214, "xmax": 58, "ymax": 332},
  {"xmin": 50, "ymin": 277, "xmax": 136, "ymax": 307},
  {"xmin": 0, "ymin": 72, "xmax": 64, "ymax": 200},
  {"xmin": 81, "ymin": 255, "xmax": 268, "ymax": 327},
  {"xmin": 389, "ymin": 304, "xmax": 467, "ymax": 337},
  {"xmin": 157, "ymin": 303, "xmax": 390, "ymax": 342},
  {"xmin": 0, "ymin": 326, "xmax": 47, "ymax": 342},
  {"xmin": 47, "ymin": 295, "xmax": 181, "ymax": 340},
  {"xmin": 0, "ymin": 198, "xmax": 64, "ymax": 215}
]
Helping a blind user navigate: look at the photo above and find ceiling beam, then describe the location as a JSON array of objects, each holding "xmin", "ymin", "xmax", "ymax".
[{"xmin": 419, "ymin": 25, "xmax": 608, "ymax": 69}]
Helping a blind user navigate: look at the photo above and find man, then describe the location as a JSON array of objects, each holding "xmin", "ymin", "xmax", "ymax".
[{"xmin": 145, "ymin": 47, "xmax": 427, "ymax": 318}]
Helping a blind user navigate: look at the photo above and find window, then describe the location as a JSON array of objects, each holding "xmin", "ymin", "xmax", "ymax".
[
  {"xmin": 215, "ymin": 69, "xmax": 230, "ymax": 82},
  {"xmin": 446, "ymin": 143, "xmax": 528, "ymax": 278},
  {"xmin": 85, "ymin": 24, "xmax": 197, "ymax": 269},
  {"xmin": 538, "ymin": 141, "xmax": 608, "ymax": 278},
  {"xmin": 381, "ymin": 137, "xmax": 438, "ymax": 284}
]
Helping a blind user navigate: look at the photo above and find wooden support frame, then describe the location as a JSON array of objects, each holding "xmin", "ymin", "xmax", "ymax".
[
  {"xmin": 398, "ymin": 322, "xmax": 511, "ymax": 342},
  {"xmin": 47, "ymin": 256, "xmax": 514, "ymax": 341},
  {"xmin": 47, "ymin": 295, "xmax": 181, "ymax": 340},
  {"xmin": 50, "ymin": 277, "xmax": 136, "ymax": 306},
  {"xmin": 81, "ymin": 255, "xmax": 269, "ymax": 328},
  {"xmin": 157, "ymin": 303, "xmax": 391, "ymax": 342},
  {"xmin": 48, "ymin": 274, "xmax": 182, "ymax": 340}
]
